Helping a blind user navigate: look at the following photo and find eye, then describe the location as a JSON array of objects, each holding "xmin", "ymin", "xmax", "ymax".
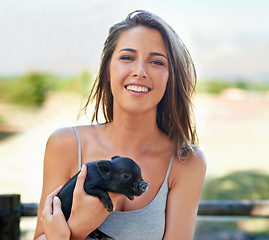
[
  {"xmin": 120, "ymin": 56, "xmax": 134, "ymax": 61},
  {"xmin": 150, "ymin": 60, "xmax": 164, "ymax": 66},
  {"xmin": 121, "ymin": 173, "xmax": 131, "ymax": 180}
]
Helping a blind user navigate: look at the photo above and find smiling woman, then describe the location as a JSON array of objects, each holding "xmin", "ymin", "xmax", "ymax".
[
  {"xmin": 84, "ymin": 11, "xmax": 198, "ymax": 155},
  {"xmin": 109, "ymin": 26, "xmax": 169, "ymax": 115},
  {"xmin": 34, "ymin": 10, "xmax": 206, "ymax": 240}
]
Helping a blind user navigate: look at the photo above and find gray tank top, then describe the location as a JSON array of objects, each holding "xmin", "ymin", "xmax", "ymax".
[{"xmin": 72, "ymin": 127, "xmax": 174, "ymax": 240}]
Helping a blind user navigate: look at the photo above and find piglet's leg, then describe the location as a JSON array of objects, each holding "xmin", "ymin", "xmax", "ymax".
[
  {"xmin": 85, "ymin": 188, "xmax": 113, "ymax": 212},
  {"xmin": 88, "ymin": 229, "xmax": 115, "ymax": 240}
]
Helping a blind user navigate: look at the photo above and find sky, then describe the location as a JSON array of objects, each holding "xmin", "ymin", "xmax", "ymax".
[{"xmin": 0, "ymin": 0, "xmax": 269, "ymax": 80}]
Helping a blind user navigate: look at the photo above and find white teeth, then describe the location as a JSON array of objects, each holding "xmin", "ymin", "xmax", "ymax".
[{"xmin": 126, "ymin": 85, "xmax": 149, "ymax": 93}]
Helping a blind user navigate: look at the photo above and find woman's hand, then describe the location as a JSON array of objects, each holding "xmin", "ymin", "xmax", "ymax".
[
  {"xmin": 67, "ymin": 165, "xmax": 120, "ymax": 240},
  {"xmin": 41, "ymin": 186, "xmax": 71, "ymax": 240}
]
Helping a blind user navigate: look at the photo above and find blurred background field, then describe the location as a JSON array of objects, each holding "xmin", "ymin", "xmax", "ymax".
[
  {"xmin": 1, "ymin": 0, "xmax": 269, "ymax": 239},
  {"xmin": 1, "ymin": 73, "xmax": 269, "ymax": 239}
]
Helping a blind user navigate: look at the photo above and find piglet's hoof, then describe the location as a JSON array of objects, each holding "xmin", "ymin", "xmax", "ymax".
[
  {"xmin": 88, "ymin": 229, "xmax": 115, "ymax": 239},
  {"xmin": 104, "ymin": 200, "xmax": 114, "ymax": 212}
]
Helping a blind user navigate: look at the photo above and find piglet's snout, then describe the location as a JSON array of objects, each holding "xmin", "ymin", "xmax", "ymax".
[{"xmin": 139, "ymin": 181, "xmax": 149, "ymax": 192}]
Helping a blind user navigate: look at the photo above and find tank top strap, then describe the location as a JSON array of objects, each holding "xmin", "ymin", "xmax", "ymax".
[
  {"xmin": 165, "ymin": 154, "xmax": 174, "ymax": 181},
  {"xmin": 72, "ymin": 126, "xmax": 82, "ymax": 171}
]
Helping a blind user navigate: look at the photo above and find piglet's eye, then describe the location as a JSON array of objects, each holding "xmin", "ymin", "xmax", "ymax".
[{"xmin": 121, "ymin": 173, "xmax": 131, "ymax": 180}]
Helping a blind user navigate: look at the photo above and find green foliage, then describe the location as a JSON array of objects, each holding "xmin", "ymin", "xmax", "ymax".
[
  {"xmin": 196, "ymin": 79, "xmax": 228, "ymax": 94},
  {"xmin": 196, "ymin": 79, "xmax": 269, "ymax": 94},
  {"xmin": 0, "ymin": 73, "xmax": 52, "ymax": 106},
  {"xmin": 0, "ymin": 71, "xmax": 94, "ymax": 107},
  {"xmin": 53, "ymin": 71, "xmax": 94, "ymax": 94},
  {"xmin": 0, "ymin": 115, "xmax": 6, "ymax": 123},
  {"xmin": 10, "ymin": 73, "xmax": 50, "ymax": 106},
  {"xmin": 201, "ymin": 170, "xmax": 269, "ymax": 200}
]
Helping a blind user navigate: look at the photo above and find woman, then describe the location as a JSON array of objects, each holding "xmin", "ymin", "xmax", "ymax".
[{"xmin": 34, "ymin": 10, "xmax": 206, "ymax": 240}]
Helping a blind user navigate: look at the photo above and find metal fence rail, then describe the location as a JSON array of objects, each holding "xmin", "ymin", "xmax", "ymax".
[
  {"xmin": 198, "ymin": 200, "xmax": 269, "ymax": 217},
  {"xmin": 1, "ymin": 194, "xmax": 269, "ymax": 240},
  {"xmin": 20, "ymin": 199, "xmax": 269, "ymax": 217}
]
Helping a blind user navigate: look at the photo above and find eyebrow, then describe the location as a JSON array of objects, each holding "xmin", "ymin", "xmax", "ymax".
[
  {"xmin": 119, "ymin": 48, "xmax": 137, "ymax": 53},
  {"xmin": 118, "ymin": 48, "xmax": 167, "ymax": 59},
  {"xmin": 150, "ymin": 52, "xmax": 167, "ymax": 60}
]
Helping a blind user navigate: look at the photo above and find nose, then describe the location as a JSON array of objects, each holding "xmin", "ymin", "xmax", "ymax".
[
  {"xmin": 140, "ymin": 181, "xmax": 149, "ymax": 192},
  {"xmin": 132, "ymin": 59, "xmax": 148, "ymax": 79}
]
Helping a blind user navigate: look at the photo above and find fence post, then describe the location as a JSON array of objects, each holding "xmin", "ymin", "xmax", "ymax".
[{"xmin": 0, "ymin": 194, "xmax": 21, "ymax": 240}]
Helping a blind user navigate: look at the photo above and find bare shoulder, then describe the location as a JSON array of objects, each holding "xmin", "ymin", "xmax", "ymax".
[
  {"xmin": 69, "ymin": 124, "xmax": 101, "ymax": 141},
  {"xmin": 184, "ymin": 147, "xmax": 207, "ymax": 172},
  {"xmin": 47, "ymin": 127, "xmax": 76, "ymax": 146},
  {"xmin": 165, "ymin": 148, "xmax": 206, "ymax": 239},
  {"xmin": 46, "ymin": 125, "xmax": 96, "ymax": 151},
  {"xmin": 44, "ymin": 127, "xmax": 80, "ymax": 176},
  {"xmin": 169, "ymin": 147, "xmax": 206, "ymax": 187}
]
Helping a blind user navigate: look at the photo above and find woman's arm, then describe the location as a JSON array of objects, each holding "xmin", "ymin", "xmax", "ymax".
[
  {"xmin": 163, "ymin": 149, "xmax": 206, "ymax": 240},
  {"xmin": 34, "ymin": 127, "xmax": 120, "ymax": 240},
  {"xmin": 36, "ymin": 163, "xmax": 120, "ymax": 240},
  {"xmin": 34, "ymin": 128, "xmax": 77, "ymax": 239}
]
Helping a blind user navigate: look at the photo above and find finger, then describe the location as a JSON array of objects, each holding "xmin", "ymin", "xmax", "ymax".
[
  {"xmin": 74, "ymin": 164, "xmax": 87, "ymax": 194},
  {"xmin": 43, "ymin": 186, "xmax": 63, "ymax": 216},
  {"xmin": 43, "ymin": 195, "xmax": 54, "ymax": 216},
  {"xmin": 50, "ymin": 185, "xmax": 64, "ymax": 196},
  {"xmin": 53, "ymin": 196, "xmax": 63, "ymax": 215}
]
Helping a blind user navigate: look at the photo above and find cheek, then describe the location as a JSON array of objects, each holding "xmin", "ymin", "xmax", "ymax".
[
  {"xmin": 109, "ymin": 62, "xmax": 127, "ymax": 83},
  {"xmin": 159, "ymin": 82, "xmax": 168, "ymax": 102},
  {"xmin": 108, "ymin": 61, "xmax": 115, "ymax": 82},
  {"xmin": 109, "ymin": 64, "xmax": 128, "ymax": 98},
  {"xmin": 157, "ymin": 71, "xmax": 169, "ymax": 94},
  {"xmin": 151, "ymin": 75, "xmax": 169, "ymax": 106},
  {"xmin": 108, "ymin": 63, "xmax": 119, "ymax": 94}
]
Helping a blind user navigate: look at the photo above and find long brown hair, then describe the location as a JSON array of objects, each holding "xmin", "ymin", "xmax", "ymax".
[{"xmin": 81, "ymin": 10, "xmax": 198, "ymax": 160}]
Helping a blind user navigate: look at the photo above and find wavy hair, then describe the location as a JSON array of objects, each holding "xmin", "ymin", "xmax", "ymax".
[{"xmin": 81, "ymin": 10, "xmax": 198, "ymax": 160}]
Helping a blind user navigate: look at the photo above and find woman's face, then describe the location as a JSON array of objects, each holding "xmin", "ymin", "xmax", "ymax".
[{"xmin": 109, "ymin": 26, "xmax": 169, "ymax": 116}]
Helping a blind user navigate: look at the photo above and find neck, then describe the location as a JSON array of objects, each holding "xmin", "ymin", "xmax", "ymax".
[{"xmin": 105, "ymin": 110, "xmax": 162, "ymax": 155}]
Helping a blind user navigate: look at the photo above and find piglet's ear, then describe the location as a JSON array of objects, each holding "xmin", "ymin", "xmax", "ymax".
[
  {"xmin": 97, "ymin": 161, "xmax": 111, "ymax": 177},
  {"xmin": 111, "ymin": 156, "xmax": 121, "ymax": 160}
]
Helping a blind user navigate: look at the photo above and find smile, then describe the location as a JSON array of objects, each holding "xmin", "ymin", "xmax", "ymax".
[{"xmin": 125, "ymin": 85, "xmax": 150, "ymax": 93}]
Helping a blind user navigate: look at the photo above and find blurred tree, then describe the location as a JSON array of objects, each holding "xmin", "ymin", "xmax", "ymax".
[
  {"xmin": 201, "ymin": 170, "xmax": 269, "ymax": 200},
  {"xmin": 0, "ymin": 71, "xmax": 95, "ymax": 107},
  {"xmin": 196, "ymin": 79, "xmax": 269, "ymax": 94},
  {"xmin": 196, "ymin": 79, "xmax": 228, "ymax": 94},
  {"xmin": 6, "ymin": 72, "xmax": 51, "ymax": 107}
]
